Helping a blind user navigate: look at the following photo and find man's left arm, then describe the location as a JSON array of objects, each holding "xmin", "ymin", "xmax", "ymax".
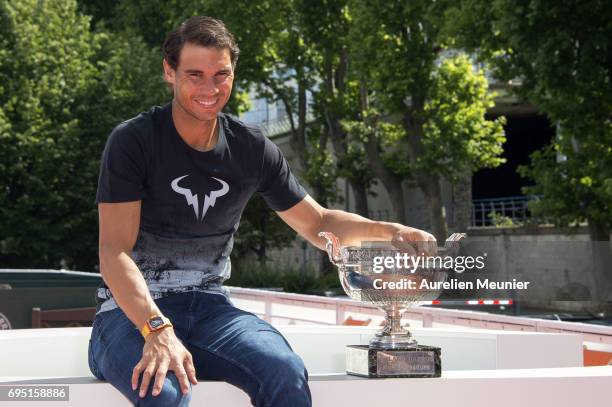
[{"xmin": 276, "ymin": 195, "xmax": 436, "ymax": 252}]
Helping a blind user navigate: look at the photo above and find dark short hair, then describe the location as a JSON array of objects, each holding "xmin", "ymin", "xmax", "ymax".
[{"xmin": 162, "ymin": 16, "xmax": 240, "ymax": 69}]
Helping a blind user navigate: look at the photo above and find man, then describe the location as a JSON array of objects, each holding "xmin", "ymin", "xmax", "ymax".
[{"xmin": 88, "ymin": 16, "xmax": 435, "ymax": 407}]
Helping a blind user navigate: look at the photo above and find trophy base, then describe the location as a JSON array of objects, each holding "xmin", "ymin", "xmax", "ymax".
[{"xmin": 346, "ymin": 344, "xmax": 441, "ymax": 378}]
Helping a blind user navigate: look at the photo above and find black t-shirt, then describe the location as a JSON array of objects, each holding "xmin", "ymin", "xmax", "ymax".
[{"xmin": 95, "ymin": 103, "xmax": 307, "ymax": 312}]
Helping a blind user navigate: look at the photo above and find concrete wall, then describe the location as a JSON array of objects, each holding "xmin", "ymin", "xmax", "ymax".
[
  {"xmin": 458, "ymin": 227, "xmax": 612, "ymax": 312},
  {"xmin": 262, "ymin": 222, "xmax": 612, "ymax": 314}
]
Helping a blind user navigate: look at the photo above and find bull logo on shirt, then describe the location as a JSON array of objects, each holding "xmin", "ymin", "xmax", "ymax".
[{"xmin": 171, "ymin": 175, "xmax": 229, "ymax": 221}]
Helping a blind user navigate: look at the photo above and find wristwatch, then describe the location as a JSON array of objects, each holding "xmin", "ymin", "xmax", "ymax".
[{"xmin": 141, "ymin": 315, "xmax": 173, "ymax": 338}]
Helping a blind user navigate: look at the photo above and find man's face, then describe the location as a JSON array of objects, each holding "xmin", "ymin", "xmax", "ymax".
[{"xmin": 163, "ymin": 43, "xmax": 234, "ymax": 122}]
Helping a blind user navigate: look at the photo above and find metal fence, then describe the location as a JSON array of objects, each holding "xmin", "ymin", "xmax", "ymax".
[
  {"xmin": 471, "ymin": 196, "xmax": 534, "ymax": 227},
  {"xmin": 258, "ymin": 112, "xmax": 316, "ymax": 138},
  {"xmin": 368, "ymin": 197, "xmax": 535, "ymax": 227}
]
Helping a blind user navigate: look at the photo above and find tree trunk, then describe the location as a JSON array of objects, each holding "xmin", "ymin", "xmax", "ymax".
[
  {"xmin": 326, "ymin": 121, "xmax": 371, "ymax": 217},
  {"xmin": 266, "ymin": 71, "xmax": 329, "ymax": 276},
  {"xmin": 360, "ymin": 83, "xmax": 407, "ymax": 224},
  {"xmin": 292, "ymin": 74, "xmax": 308, "ymax": 171},
  {"xmin": 421, "ymin": 173, "xmax": 448, "ymax": 241},
  {"xmin": 323, "ymin": 55, "xmax": 370, "ymax": 218},
  {"xmin": 588, "ymin": 221, "xmax": 610, "ymax": 241},
  {"xmin": 312, "ymin": 132, "xmax": 330, "ymax": 207},
  {"xmin": 363, "ymin": 137, "xmax": 406, "ymax": 224},
  {"xmin": 402, "ymin": 100, "xmax": 449, "ymax": 239},
  {"xmin": 452, "ymin": 172, "xmax": 472, "ymax": 232},
  {"xmin": 266, "ymin": 76, "xmax": 308, "ymax": 172},
  {"xmin": 350, "ymin": 181, "xmax": 369, "ymax": 217},
  {"xmin": 587, "ymin": 220, "xmax": 611, "ymax": 313}
]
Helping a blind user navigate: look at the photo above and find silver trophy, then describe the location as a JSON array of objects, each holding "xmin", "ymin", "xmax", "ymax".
[{"xmin": 319, "ymin": 232, "xmax": 466, "ymax": 378}]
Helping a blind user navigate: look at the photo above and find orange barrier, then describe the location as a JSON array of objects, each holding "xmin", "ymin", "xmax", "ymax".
[
  {"xmin": 342, "ymin": 316, "xmax": 371, "ymax": 326},
  {"xmin": 583, "ymin": 347, "xmax": 612, "ymax": 366}
]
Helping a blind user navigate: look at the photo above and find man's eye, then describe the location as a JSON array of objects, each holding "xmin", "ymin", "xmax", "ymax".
[{"xmin": 189, "ymin": 73, "xmax": 200, "ymax": 78}]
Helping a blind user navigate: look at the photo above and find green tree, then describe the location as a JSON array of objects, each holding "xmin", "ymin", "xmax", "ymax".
[
  {"xmin": 297, "ymin": 0, "xmax": 374, "ymax": 216},
  {"xmin": 0, "ymin": 0, "xmax": 167, "ymax": 269},
  {"xmin": 80, "ymin": 0, "xmax": 252, "ymax": 115},
  {"xmin": 446, "ymin": 0, "xmax": 612, "ymax": 241},
  {"xmin": 348, "ymin": 0, "xmax": 506, "ymax": 240},
  {"xmin": 232, "ymin": 194, "xmax": 297, "ymax": 265}
]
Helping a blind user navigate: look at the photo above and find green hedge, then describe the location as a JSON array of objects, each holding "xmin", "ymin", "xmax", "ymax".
[{"xmin": 227, "ymin": 261, "xmax": 342, "ymax": 295}]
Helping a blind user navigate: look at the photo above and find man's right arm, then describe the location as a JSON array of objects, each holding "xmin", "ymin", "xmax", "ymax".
[
  {"xmin": 98, "ymin": 201, "xmax": 161, "ymax": 329},
  {"xmin": 98, "ymin": 201, "xmax": 197, "ymax": 397}
]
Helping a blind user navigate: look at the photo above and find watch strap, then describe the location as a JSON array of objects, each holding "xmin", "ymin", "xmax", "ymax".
[{"xmin": 140, "ymin": 315, "xmax": 173, "ymax": 338}]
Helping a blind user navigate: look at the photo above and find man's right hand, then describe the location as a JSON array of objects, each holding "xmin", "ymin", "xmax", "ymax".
[{"xmin": 131, "ymin": 328, "xmax": 198, "ymax": 398}]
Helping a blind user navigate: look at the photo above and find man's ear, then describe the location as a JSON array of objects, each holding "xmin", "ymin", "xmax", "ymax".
[{"xmin": 162, "ymin": 59, "xmax": 175, "ymax": 86}]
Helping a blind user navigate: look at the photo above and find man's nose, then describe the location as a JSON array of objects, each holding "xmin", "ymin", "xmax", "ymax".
[{"xmin": 198, "ymin": 77, "xmax": 219, "ymax": 94}]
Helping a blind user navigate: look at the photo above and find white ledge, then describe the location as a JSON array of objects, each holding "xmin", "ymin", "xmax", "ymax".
[{"xmin": 2, "ymin": 367, "xmax": 612, "ymax": 407}]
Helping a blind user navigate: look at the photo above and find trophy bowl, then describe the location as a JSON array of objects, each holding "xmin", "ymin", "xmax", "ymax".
[{"xmin": 319, "ymin": 231, "xmax": 466, "ymax": 377}]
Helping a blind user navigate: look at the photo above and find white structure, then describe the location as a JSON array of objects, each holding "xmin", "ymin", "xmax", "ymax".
[{"xmin": 1, "ymin": 288, "xmax": 611, "ymax": 406}]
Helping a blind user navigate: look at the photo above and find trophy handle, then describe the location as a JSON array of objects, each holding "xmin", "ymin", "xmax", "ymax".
[{"xmin": 318, "ymin": 231, "xmax": 342, "ymax": 266}]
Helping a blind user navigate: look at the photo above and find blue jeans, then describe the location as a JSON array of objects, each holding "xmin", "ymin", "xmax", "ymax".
[{"xmin": 88, "ymin": 291, "xmax": 312, "ymax": 406}]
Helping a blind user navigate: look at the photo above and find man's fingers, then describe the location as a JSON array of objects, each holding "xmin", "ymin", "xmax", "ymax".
[
  {"xmin": 139, "ymin": 362, "xmax": 157, "ymax": 398},
  {"xmin": 184, "ymin": 354, "xmax": 198, "ymax": 385},
  {"xmin": 416, "ymin": 240, "xmax": 426, "ymax": 255},
  {"xmin": 425, "ymin": 234, "xmax": 438, "ymax": 256},
  {"xmin": 131, "ymin": 360, "xmax": 144, "ymax": 391},
  {"xmin": 414, "ymin": 233, "xmax": 437, "ymax": 256},
  {"xmin": 172, "ymin": 364, "xmax": 191, "ymax": 395},
  {"xmin": 393, "ymin": 230, "xmax": 438, "ymax": 258},
  {"xmin": 417, "ymin": 239, "xmax": 437, "ymax": 257},
  {"xmin": 391, "ymin": 237, "xmax": 417, "ymax": 256},
  {"xmin": 427, "ymin": 237, "xmax": 438, "ymax": 256},
  {"xmin": 151, "ymin": 361, "xmax": 169, "ymax": 397}
]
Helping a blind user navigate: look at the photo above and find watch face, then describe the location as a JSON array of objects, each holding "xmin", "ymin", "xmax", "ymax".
[{"xmin": 149, "ymin": 317, "xmax": 165, "ymax": 330}]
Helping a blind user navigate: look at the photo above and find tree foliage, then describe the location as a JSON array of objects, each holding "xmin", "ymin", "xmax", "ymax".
[
  {"xmin": 232, "ymin": 194, "xmax": 297, "ymax": 264},
  {"xmin": 423, "ymin": 55, "xmax": 506, "ymax": 180},
  {"xmin": 346, "ymin": 0, "xmax": 506, "ymax": 238},
  {"xmin": 0, "ymin": 0, "xmax": 299, "ymax": 269},
  {"xmin": 2, "ymin": 0, "xmax": 554, "ymax": 271},
  {"xmin": 296, "ymin": 0, "xmax": 375, "ymax": 215},
  {"xmin": 447, "ymin": 0, "xmax": 612, "ymax": 239},
  {"xmin": 0, "ymin": 0, "xmax": 167, "ymax": 269}
]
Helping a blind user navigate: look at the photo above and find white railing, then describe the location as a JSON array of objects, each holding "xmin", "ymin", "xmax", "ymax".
[{"xmin": 227, "ymin": 286, "xmax": 612, "ymax": 345}]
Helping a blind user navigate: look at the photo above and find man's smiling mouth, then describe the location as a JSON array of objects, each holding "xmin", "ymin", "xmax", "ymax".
[{"xmin": 194, "ymin": 98, "xmax": 218, "ymax": 107}]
